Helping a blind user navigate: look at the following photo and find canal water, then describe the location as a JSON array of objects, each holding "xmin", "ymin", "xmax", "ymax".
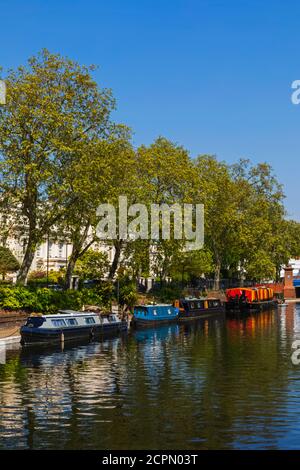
[{"xmin": 1, "ymin": 304, "xmax": 300, "ymax": 450}]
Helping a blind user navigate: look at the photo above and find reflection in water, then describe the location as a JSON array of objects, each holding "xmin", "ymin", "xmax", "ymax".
[{"xmin": 1, "ymin": 306, "xmax": 300, "ymax": 449}]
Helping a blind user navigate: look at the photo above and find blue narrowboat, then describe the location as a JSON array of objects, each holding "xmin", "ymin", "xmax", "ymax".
[{"xmin": 132, "ymin": 304, "xmax": 179, "ymax": 327}]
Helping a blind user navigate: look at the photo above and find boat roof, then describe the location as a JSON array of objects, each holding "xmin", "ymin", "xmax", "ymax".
[
  {"xmin": 135, "ymin": 304, "xmax": 173, "ymax": 308},
  {"xmin": 182, "ymin": 297, "xmax": 219, "ymax": 301},
  {"xmin": 226, "ymin": 286, "xmax": 270, "ymax": 291},
  {"xmin": 29, "ymin": 310, "xmax": 102, "ymax": 319}
]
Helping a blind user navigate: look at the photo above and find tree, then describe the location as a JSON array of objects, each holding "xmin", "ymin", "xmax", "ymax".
[
  {"xmin": 0, "ymin": 50, "xmax": 115, "ymax": 285},
  {"xmin": 193, "ymin": 156, "xmax": 291, "ymax": 287},
  {"xmin": 74, "ymin": 249, "xmax": 109, "ymax": 281},
  {"xmin": 230, "ymin": 159, "xmax": 287, "ymax": 282},
  {"xmin": 133, "ymin": 137, "xmax": 197, "ymax": 284},
  {"xmin": 0, "ymin": 246, "xmax": 20, "ymax": 280},
  {"xmin": 194, "ymin": 155, "xmax": 240, "ymax": 289},
  {"xmin": 170, "ymin": 248, "xmax": 213, "ymax": 286},
  {"xmin": 244, "ymin": 250, "xmax": 276, "ymax": 281},
  {"xmin": 62, "ymin": 134, "xmax": 135, "ymax": 287}
]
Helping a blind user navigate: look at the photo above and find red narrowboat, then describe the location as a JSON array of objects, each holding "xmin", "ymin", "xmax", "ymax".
[{"xmin": 225, "ymin": 286, "xmax": 276, "ymax": 312}]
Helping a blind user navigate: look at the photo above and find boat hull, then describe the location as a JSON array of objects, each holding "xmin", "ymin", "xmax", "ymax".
[
  {"xmin": 131, "ymin": 317, "xmax": 178, "ymax": 328},
  {"xmin": 178, "ymin": 306, "xmax": 225, "ymax": 321},
  {"xmin": 20, "ymin": 322, "xmax": 128, "ymax": 346}
]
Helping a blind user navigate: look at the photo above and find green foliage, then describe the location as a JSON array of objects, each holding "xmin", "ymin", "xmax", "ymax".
[
  {"xmin": 117, "ymin": 276, "xmax": 138, "ymax": 308},
  {"xmin": 170, "ymin": 249, "xmax": 214, "ymax": 283},
  {"xmin": 0, "ymin": 246, "xmax": 20, "ymax": 278},
  {"xmin": 27, "ymin": 270, "xmax": 65, "ymax": 286},
  {"xmin": 244, "ymin": 250, "xmax": 277, "ymax": 281},
  {"xmin": 0, "ymin": 49, "xmax": 116, "ymax": 284},
  {"xmin": 152, "ymin": 284, "xmax": 182, "ymax": 303},
  {"xmin": 74, "ymin": 249, "xmax": 109, "ymax": 280},
  {"xmin": 1, "ymin": 52, "xmax": 300, "ymax": 289},
  {"xmin": 0, "ymin": 286, "xmax": 105, "ymax": 314}
]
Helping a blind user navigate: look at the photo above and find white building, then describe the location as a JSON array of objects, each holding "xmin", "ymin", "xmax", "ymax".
[{"xmin": 7, "ymin": 238, "xmax": 114, "ymax": 275}]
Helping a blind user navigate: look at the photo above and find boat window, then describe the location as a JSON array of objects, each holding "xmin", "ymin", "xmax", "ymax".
[
  {"xmin": 197, "ymin": 302, "xmax": 201, "ymax": 309},
  {"xmin": 138, "ymin": 307, "xmax": 147, "ymax": 315},
  {"xmin": 168, "ymin": 308, "xmax": 171, "ymax": 314},
  {"xmin": 190, "ymin": 302, "xmax": 195, "ymax": 309},
  {"xmin": 153, "ymin": 309, "xmax": 157, "ymax": 316},
  {"xmin": 25, "ymin": 317, "xmax": 45, "ymax": 328},
  {"xmin": 51, "ymin": 319, "xmax": 66, "ymax": 327},
  {"xmin": 65, "ymin": 318, "xmax": 78, "ymax": 326},
  {"xmin": 85, "ymin": 317, "xmax": 96, "ymax": 325}
]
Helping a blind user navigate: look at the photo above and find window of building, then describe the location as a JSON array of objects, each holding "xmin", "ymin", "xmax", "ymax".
[{"xmin": 58, "ymin": 243, "xmax": 63, "ymax": 258}]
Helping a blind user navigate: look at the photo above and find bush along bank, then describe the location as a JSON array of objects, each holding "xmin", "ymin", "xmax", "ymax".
[{"xmin": 0, "ymin": 286, "xmax": 107, "ymax": 315}]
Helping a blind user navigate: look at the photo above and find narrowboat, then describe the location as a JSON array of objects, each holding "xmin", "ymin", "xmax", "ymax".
[
  {"xmin": 20, "ymin": 310, "xmax": 127, "ymax": 346},
  {"xmin": 174, "ymin": 297, "xmax": 224, "ymax": 321},
  {"xmin": 225, "ymin": 287, "xmax": 276, "ymax": 312},
  {"xmin": 131, "ymin": 304, "xmax": 179, "ymax": 327}
]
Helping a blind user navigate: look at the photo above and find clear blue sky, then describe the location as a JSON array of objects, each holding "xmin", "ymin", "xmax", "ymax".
[{"xmin": 1, "ymin": 0, "xmax": 300, "ymax": 218}]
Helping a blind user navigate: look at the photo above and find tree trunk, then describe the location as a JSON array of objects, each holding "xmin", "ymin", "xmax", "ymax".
[
  {"xmin": 65, "ymin": 251, "xmax": 78, "ymax": 289},
  {"xmin": 16, "ymin": 238, "xmax": 37, "ymax": 285},
  {"xmin": 213, "ymin": 260, "xmax": 221, "ymax": 291},
  {"xmin": 64, "ymin": 223, "xmax": 94, "ymax": 289},
  {"xmin": 108, "ymin": 241, "xmax": 123, "ymax": 280},
  {"xmin": 65, "ymin": 241, "xmax": 95, "ymax": 289}
]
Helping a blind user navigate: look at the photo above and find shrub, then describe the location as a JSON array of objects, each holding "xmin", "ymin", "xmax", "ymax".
[
  {"xmin": 27, "ymin": 270, "xmax": 65, "ymax": 287},
  {"xmin": 152, "ymin": 284, "xmax": 182, "ymax": 303},
  {"xmin": 117, "ymin": 277, "xmax": 138, "ymax": 308},
  {"xmin": 0, "ymin": 286, "xmax": 106, "ymax": 314},
  {"xmin": 0, "ymin": 247, "xmax": 20, "ymax": 279}
]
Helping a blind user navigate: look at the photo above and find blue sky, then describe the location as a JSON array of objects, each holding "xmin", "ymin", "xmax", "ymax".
[{"xmin": 1, "ymin": 0, "xmax": 300, "ymax": 218}]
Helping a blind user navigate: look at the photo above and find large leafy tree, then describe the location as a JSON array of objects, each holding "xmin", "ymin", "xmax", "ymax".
[
  {"xmin": 194, "ymin": 155, "xmax": 240, "ymax": 289},
  {"xmin": 169, "ymin": 248, "xmax": 213, "ymax": 285},
  {"xmin": 230, "ymin": 160, "xmax": 287, "ymax": 282},
  {"xmin": 61, "ymin": 134, "xmax": 137, "ymax": 286},
  {"xmin": 0, "ymin": 50, "xmax": 115, "ymax": 284},
  {"xmin": 134, "ymin": 137, "xmax": 198, "ymax": 283}
]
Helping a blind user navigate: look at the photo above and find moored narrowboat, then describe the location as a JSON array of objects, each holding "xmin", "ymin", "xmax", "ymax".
[
  {"xmin": 175, "ymin": 297, "xmax": 224, "ymax": 321},
  {"xmin": 225, "ymin": 287, "xmax": 276, "ymax": 312},
  {"xmin": 131, "ymin": 304, "xmax": 179, "ymax": 327},
  {"xmin": 20, "ymin": 310, "xmax": 127, "ymax": 346}
]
